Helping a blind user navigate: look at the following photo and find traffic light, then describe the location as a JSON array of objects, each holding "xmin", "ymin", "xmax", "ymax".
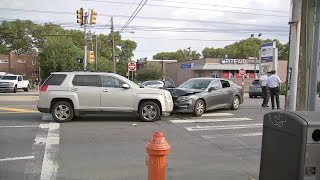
[
  {"xmin": 89, "ymin": 9, "xmax": 97, "ymax": 25},
  {"xmin": 88, "ymin": 51, "xmax": 95, "ymax": 64},
  {"xmin": 76, "ymin": 8, "xmax": 84, "ymax": 26}
]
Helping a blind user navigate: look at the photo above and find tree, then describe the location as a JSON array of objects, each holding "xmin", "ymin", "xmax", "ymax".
[
  {"xmin": 39, "ymin": 37, "xmax": 83, "ymax": 78},
  {"xmin": 153, "ymin": 49, "xmax": 200, "ymax": 61},
  {"xmin": 136, "ymin": 65, "xmax": 164, "ymax": 81}
]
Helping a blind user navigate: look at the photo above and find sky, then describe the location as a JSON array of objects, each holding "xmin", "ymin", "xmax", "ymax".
[{"xmin": 0, "ymin": 0, "xmax": 291, "ymax": 60}]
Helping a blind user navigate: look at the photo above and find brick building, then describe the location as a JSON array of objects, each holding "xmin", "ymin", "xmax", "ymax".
[{"xmin": 0, "ymin": 53, "xmax": 39, "ymax": 81}]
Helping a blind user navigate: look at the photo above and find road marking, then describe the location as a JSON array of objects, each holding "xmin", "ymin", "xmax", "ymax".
[
  {"xmin": 185, "ymin": 123, "xmax": 263, "ymax": 131},
  {"xmin": 202, "ymin": 113, "xmax": 234, "ymax": 117},
  {"xmin": 171, "ymin": 117, "xmax": 253, "ymax": 123},
  {"xmin": 202, "ymin": 132, "xmax": 262, "ymax": 139},
  {"xmin": 0, "ymin": 111, "xmax": 39, "ymax": 114},
  {"xmin": 40, "ymin": 122, "xmax": 60, "ymax": 180},
  {"xmin": 0, "ymin": 156, "xmax": 34, "ymax": 162},
  {"xmin": 0, "ymin": 125, "xmax": 39, "ymax": 128},
  {"xmin": 0, "ymin": 107, "xmax": 38, "ymax": 113},
  {"xmin": 42, "ymin": 114, "xmax": 53, "ymax": 121}
]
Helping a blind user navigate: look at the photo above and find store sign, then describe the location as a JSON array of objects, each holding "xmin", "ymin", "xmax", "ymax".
[
  {"xmin": 181, "ymin": 63, "xmax": 194, "ymax": 69},
  {"xmin": 261, "ymin": 42, "xmax": 275, "ymax": 61},
  {"xmin": 221, "ymin": 59, "xmax": 247, "ymax": 64}
]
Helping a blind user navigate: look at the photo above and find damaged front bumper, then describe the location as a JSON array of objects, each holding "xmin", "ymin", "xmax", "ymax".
[{"xmin": 172, "ymin": 98, "xmax": 195, "ymax": 113}]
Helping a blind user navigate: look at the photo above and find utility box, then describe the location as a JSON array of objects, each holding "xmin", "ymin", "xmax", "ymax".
[{"xmin": 259, "ymin": 111, "xmax": 320, "ymax": 180}]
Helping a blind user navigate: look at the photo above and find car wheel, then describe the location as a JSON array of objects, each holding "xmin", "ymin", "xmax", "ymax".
[
  {"xmin": 13, "ymin": 85, "xmax": 17, "ymax": 93},
  {"xmin": 51, "ymin": 101, "xmax": 74, "ymax": 123},
  {"xmin": 24, "ymin": 85, "xmax": 29, "ymax": 92},
  {"xmin": 193, "ymin": 99, "xmax": 205, "ymax": 117},
  {"xmin": 139, "ymin": 101, "xmax": 161, "ymax": 122},
  {"xmin": 231, "ymin": 96, "xmax": 240, "ymax": 110}
]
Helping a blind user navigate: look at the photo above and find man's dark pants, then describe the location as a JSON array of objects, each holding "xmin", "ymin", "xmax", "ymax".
[
  {"xmin": 269, "ymin": 87, "xmax": 280, "ymax": 109},
  {"xmin": 261, "ymin": 86, "xmax": 269, "ymax": 106}
]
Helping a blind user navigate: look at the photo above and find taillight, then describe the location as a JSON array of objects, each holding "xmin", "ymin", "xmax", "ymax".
[{"xmin": 40, "ymin": 85, "xmax": 48, "ymax": 92}]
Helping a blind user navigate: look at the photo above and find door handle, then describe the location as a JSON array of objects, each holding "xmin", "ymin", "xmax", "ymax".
[
  {"xmin": 71, "ymin": 88, "xmax": 78, "ymax": 92},
  {"xmin": 103, "ymin": 89, "xmax": 109, "ymax": 92}
]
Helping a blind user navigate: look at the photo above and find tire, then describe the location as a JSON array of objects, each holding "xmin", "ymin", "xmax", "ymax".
[
  {"xmin": 139, "ymin": 101, "xmax": 161, "ymax": 122},
  {"xmin": 51, "ymin": 101, "xmax": 74, "ymax": 123},
  {"xmin": 13, "ymin": 85, "xmax": 17, "ymax": 93},
  {"xmin": 231, "ymin": 96, "xmax": 240, "ymax": 110},
  {"xmin": 24, "ymin": 85, "xmax": 29, "ymax": 92},
  {"xmin": 193, "ymin": 99, "xmax": 205, "ymax": 117}
]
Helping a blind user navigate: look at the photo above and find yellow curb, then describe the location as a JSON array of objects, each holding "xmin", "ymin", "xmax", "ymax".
[{"xmin": 0, "ymin": 107, "xmax": 38, "ymax": 113}]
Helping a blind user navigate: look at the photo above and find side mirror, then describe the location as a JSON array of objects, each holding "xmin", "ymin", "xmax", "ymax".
[
  {"xmin": 122, "ymin": 84, "xmax": 130, "ymax": 89},
  {"xmin": 208, "ymin": 87, "xmax": 217, "ymax": 92}
]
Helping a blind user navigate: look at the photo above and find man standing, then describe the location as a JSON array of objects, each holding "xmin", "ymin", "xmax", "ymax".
[
  {"xmin": 260, "ymin": 72, "xmax": 270, "ymax": 107},
  {"xmin": 266, "ymin": 70, "xmax": 281, "ymax": 109}
]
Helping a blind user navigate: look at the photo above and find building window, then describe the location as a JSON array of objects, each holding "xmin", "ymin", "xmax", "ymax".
[
  {"xmin": 32, "ymin": 60, "xmax": 36, "ymax": 65},
  {"xmin": 0, "ymin": 59, "xmax": 8, "ymax": 63},
  {"xmin": 18, "ymin": 60, "xmax": 26, "ymax": 64},
  {"xmin": 211, "ymin": 73, "xmax": 220, "ymax": 78}
]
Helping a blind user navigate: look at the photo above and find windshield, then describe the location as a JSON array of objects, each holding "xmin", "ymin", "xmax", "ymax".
[
  {"xmin": 178, "ymin": 79, "xmax": 213, "ymax": 90},
  {"xmin": 1, "ymin": 76, "xmax": 17, "ymax": 80}
]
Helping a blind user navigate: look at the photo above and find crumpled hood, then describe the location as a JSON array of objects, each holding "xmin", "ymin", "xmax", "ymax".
[{"xmin": 167, "ymin": 88, "xmax": 204, "ymax": 97}]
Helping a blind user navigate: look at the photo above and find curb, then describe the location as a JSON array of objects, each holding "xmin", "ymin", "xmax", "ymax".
[{"xmin": 0, "ymin": 92, "xmax": 39, "ymax": 96}]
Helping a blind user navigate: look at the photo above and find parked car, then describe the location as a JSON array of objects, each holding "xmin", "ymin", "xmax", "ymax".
[
  {"xmin": 140, "ymin": 80, "xmax": 175, "ymax": 89},
  {"xmin": 167, "ymin": 78, "xmax": 244, "ymax": 116},
  {"xmin": 37, "ymin": 72, "xmax": 173, "ymax": 122},
  {"xmin": 0, "ymin": 74, "xmax": 30, "ymax": 93},
  {"xmin": 249, "ymin": 79, "xmax": 262, "ymax": 98}
]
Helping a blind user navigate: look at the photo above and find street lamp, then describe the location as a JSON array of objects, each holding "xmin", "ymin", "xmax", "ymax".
[{"xmin": 250, "ymin": 33, "xmax": 262, "ymax": 79}]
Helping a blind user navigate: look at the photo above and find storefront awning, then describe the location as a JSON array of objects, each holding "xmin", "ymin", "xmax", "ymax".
[{"xmin": 191, "ymin": 63, "xmax": 257, "ymax": 71}]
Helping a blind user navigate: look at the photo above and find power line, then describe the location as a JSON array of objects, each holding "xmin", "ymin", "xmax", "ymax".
[
  {"xmin": 0, "ymin": 8, "xmax": 288, "ymax": 28},
  {"xmin": 81, "ymin": 0, "xmax": 289, "ymax": 17},
  {"xmin": 118, "ymin": 0, "xmax": 138, "ymax": 26},
  {"xmin": 122, "ymin": 36, "xmax": 252, "ymax": 41},
  {"xmin": 120, "ymin": 0, "xmax": 148, "ymax": 33},
  {"xmin": 148, "ymin": 0, "xmax": 289, "ymax": 13},
  {"xmin": 119, "ymin": 0, "xmax": 145, "ymax": 33}
]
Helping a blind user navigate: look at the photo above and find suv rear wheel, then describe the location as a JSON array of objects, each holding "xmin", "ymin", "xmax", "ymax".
[
  {"xmin": 51, "ymin": 101, "xmax": 74, "ymax": 123},
  {"xmin": 139, "ymin": 101, "xmax": 161, "ymax": 122}
]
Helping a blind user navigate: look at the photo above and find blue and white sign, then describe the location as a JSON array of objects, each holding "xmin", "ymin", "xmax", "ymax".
[
  {"xmin": 181, "ymin": 63, "xmax": 194, "ymax": 69},
  {"xmin": 261, "ymin": 42, "xmax": 274, "ymax": 61}
]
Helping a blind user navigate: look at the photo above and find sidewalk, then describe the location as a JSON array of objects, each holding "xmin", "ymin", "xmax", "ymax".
[{"xmin": 0, "ymin": 90, "xmax": 39, "ymax": 96}]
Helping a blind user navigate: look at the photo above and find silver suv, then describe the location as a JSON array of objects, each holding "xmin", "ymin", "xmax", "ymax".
[{"xmin": 37, "ymin": 72, "xmax": 173, "ymax": 122}]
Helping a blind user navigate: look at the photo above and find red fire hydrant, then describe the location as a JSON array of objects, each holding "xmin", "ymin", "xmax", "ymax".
[{"xmin": 146, "ymin": 131, "xmax": 171, "ymax": 180}]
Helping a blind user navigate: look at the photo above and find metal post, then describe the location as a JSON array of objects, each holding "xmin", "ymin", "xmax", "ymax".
[
  {"xmin": 254, "ymin": 51, "xmax": 257, "ymax": 79},
  {"xmin": 258, "ymin": 50, "xmax": 262, "ymax": 78},
  {"xmin": 272, "ymin": 41, "xmax": 278, "ymax": 71},
  {"xmin": 111, "ymin": 16, "xmax": 116, "ymax": 73},
  {"xmin": 308, "ymin": 0, "xmax": 320, "ymax": 111},
  {"xmin": 83, "ymin": 12, "xmax": 88, "ymax": 71},
  {"xmin": 95, "ymin": 35, "xmax": 98, "ymax": 71}
]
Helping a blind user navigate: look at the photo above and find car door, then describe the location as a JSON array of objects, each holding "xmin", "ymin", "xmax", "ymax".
[
  {"xmin": 219, "ymin": 80, "xmax": 234, "ymax": 104},
  {"xmin": 205, "ymin": 80, "xmax": 226, "ymax": 109},
  {"xmin": 71, "ymin": 75, "xmax": 101, "ymax": 110},
  {"xmin": 100, "ymin": 75, "xmax": 134, "ymax": 111},
  {"xmin": 17, "ymin": 76, "xmax": 23, "ymax": 88}
]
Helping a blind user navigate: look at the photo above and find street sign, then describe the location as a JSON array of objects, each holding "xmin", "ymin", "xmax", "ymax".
[
  {"xmin": 128, "ymin": 62, "xmax": 136, "ymax": 71},
  {"xmin": 261, "ymin": 42, "xmax": 275, "ymax": 61},
  {"xmin": 239, "ymin": 68, "xmax": 246, "ymax": 75}
]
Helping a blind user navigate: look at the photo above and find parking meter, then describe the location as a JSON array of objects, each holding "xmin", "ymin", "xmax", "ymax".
[{"xmin": 259, "ymin": 111, "xmax": 320, "ymax": 180}]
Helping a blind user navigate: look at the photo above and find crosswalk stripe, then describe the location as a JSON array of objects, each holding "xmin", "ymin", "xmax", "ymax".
[
  {"xmin": 185, "ymin": 123, "xmax": 263, "ymax": 131},
  {"xmin": 201, "ymin": 113, "xmax": 234, "ymax": 117},
  {"xmin": 171, "ymin": 117, "xmax": 252, "ymax": 124},
  {"xmin": 202, "ymin": 132, "xmax": 262, "ymax": 139}
]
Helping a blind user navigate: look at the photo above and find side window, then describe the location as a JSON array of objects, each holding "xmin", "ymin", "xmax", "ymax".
[
  {"xmin": 220, "ymin": 80, "xmax": 231, "ymax": 88},
  {"xmin": 44, "ymin": 74, "xmax": 67, "ymax": 85},
  {"xmin": 72, "ymin": 75, "xmax": 100, "ymax": 87},
  {"xmin": 18, "ymin": 76, "xmax": 22, "ymax": 81},
  {"xmin": 210, "ymin": 80, "xmax": 221, "ymax": 89},
  {"xmin": 101, "ymin": 76, "xmax": 125, "ymax": 88}
]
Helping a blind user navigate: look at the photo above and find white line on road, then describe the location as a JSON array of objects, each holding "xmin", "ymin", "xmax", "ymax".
[
  {"xmin": 202, "ymin": 113, "xmax": 234, "ymax": 117},
  {"xmin": 185, "ymin": 123, "xmax": 263, "ymax": 131},
  {"xmin": 41, "ymin": 114, "xmax": 53, "ymax": 121},
  {"xmin": 40, "ymin": 122, "xmax": 60, "ymax": 180},
  {"xmin": 0, "ymin": 125, "xmax": 39, "ymax": 128},
  {"xmin": 0, "ymin": 156, "xmax": 35, "ymax": 162},
  {"xmin": 171, "ymin": 117, "xmax": 253, "ymax": 124},
  {"xmin": 202, "ymin": 132, "xmax": 262, "ymax": 139}
]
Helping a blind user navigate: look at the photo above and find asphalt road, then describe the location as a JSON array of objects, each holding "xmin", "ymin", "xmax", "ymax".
[{"xmin": 0, "ymin": 94, "xmax": 318, "ymax": 180}]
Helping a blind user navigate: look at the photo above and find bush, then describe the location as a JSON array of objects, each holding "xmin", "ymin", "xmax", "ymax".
[{"xmin": 280, "ymin": 83, "xmax": 287, "ymax": 95}]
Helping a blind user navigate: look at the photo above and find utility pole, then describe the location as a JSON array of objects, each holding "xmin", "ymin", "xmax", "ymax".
[
  {"xmin": 111, "ymin": 16, "xmax": 116, "ymax": 73},
  {"xmin": 187, "ymin": 47, "xmax": 191, "ymax": 60},
  {"xmin": 285, "ymin": 0, "xmax": 302, "ymax": 111},
  {"xmin": 95, "ymin": 35, "xmax": 98, "ymax": 71},
  {"xmin": 297, "ymin": 0, "xmax": 315, "ymax": 111},
  {"xmin": 83, "ymin": 12, "xmax": 88, "ymax": 71},
  {"xmin": 308, "ymin": 0, "xmax": 320, "ymax": 111}
]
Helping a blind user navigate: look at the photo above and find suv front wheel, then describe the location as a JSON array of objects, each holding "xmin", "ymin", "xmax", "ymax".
[
  {"xmin": 139, "ymin": 101, "xmax": 161, "ymax": 122},
  {"xmin": 51, "ymin": 101, "xmax": 74, "ymax": 123}
]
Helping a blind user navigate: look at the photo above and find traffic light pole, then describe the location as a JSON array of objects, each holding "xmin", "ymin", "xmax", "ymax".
[
  {"xmin": 111, "ymin": 17, "xmax": 116, "ymax": 73},
  {"xmin": 95, "ymin": 35, "xmax": 98, "ymax": 71},
  {"xmin": 83, "ymin": 12, "xmax": 88, "ymax": 71}
]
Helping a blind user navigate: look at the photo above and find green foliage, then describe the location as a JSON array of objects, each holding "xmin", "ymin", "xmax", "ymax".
[
  {"xmin": 136, "ymin": 65, "xmax": 164, "ymax": 81},
  {"xmin": 202, "ymin": 38, "xmax": 289, "ymax": 60},
  {"xmin": 280, "ymin": 83, "xmax": 287, "ymax": 95},
  {"xmin": 153, "ymin": 49, "xmax": 200, "ymax": 61}
]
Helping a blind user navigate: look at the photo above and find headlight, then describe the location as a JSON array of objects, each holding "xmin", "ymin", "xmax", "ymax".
[
  {"xmin": 164, "ymin": 92, "xmax": 172, "ymax": 100},
  {"xmin": 177, "ymin": 96, "xmax": 192, "ymax": 102},
  {"xmin": 10, "ymin": 82, "xmax": 14, "ymax": 86}
]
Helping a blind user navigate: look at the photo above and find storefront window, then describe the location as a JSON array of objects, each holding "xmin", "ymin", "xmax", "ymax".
[{"xmin": 211, "ymin": 73, "xmax": 220, "ymax": 78}]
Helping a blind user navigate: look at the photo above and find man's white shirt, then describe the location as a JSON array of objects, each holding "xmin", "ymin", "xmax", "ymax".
[
  {"xmin": 260, "ymin": 75, "xmax": 268, "ymax": 86},
  {"xmin": 266, "ymin": 74, "xmax": 281, "ymax": 88}
]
